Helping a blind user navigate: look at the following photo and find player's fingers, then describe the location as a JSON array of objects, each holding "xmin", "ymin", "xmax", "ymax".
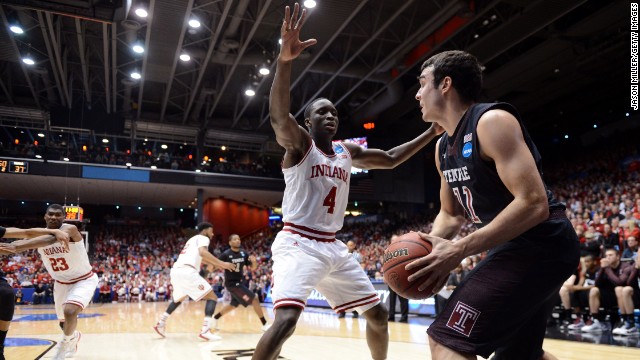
[
  {"xmin": 284, "ymin": 6, "xmax": 290, "ymax": 27},
  {"xmin": 407, "ymin": 262, "xmax": 434, "ymax": 282},
  {"xmin": 405, "ymin": 253, "xmax": 432, "ymax": 271},
  {"xmin": 301, "ymin": 39, "xmax": 317, "ymax": 49},
  {"xmin": 290, "ymin": 3, "xmax": 299, "ymax": 28},
  {"xmin": 295, "ymin": 8, "xmax": 307, "ymax": 29}
]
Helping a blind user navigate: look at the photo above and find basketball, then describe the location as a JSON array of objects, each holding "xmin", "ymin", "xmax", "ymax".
[{"xmin": 382, "ymin": 232, "xmax": 433, "ymax": 300}]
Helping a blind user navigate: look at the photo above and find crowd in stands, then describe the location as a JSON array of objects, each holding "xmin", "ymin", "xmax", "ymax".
[{"xmin": 0, "ymin": 140, "xmax": 282, "ymax": 178}]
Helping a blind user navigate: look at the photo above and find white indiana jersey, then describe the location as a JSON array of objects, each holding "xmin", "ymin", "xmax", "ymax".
[
  {"xmin": 37, "ymin": 240, "xmax": 93, "ymax": 283},
  {"xmin": 173, "ymin": 234, "xmax": 210, "ymax": 269},
  {"xmin": 282, "ymin": 140, "xmax": 352, "ymax": 234}
]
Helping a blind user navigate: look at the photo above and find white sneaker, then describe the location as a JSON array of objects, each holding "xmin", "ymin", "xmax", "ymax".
[
  {"xmin": 581, "ymin": 319, "xmax": 608, "ymax": 333},
  {"xmin": 567, "ymin": 318, "xmax": 585, "ymax": 331},
  {"xmin": 261, "ymin": 323, "xmax": 271, "ymax": 332},
  {"xmin": 153, "ymin": 322, "xmax": 166, "ymax": 338},
  {"xmin": 65, "ymin": 331, "xmax": 81, "ymax": 357},
  {"xmin": 612, "ymin": 323, "xmax": 626, "ymax": 335},
  {"xmin": 198, "ymin": 331, "xmax": 222, "ymax": 341},
  {"xmin": 52, "ymin": 341, "xmax": 70, "ymax": 360},
  {"xmin": 618, "ymin": 323, "xmax": 638, "ymax": 336},
  {"xmin": 211, "ymin": 318, "xmax": 219, "ymax": 330}
]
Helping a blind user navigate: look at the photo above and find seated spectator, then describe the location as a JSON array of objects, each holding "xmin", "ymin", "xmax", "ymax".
[
  {"xmin": 612, "ymin": 256, "xmax": 639, "ymax": 336},
  {"xmin": 31, "ymin": 282, "xmax": 46, "ymax": 305},
  {"xmin": 561, "ymin": 255, "xmax": 598, "ymax": 330},
  {"xmin": 622, "ymin": 236, "xmax": 638, "ymax": 260},
  {"xmin": 580, "ymin": 231, "xmax": 601, "ymax": 259},
  {"xmin": 99, "ymin": 282, "xmax": 111, "ymax": 303},
  {"xmin": 15, "ymin": 289, "xmax": 23, "ymax": 305},
  {"xmin": 581, "ymin": 249, "xmax": 629, "ymax": 332}
]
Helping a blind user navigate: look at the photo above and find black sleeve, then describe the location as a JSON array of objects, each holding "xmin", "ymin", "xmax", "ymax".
[
  {"xmin": 218, "ymin": 250, "xmax": 228, "ymax": 261},
  {"xmin": 244, "ymin": 253, "xmax": 251, "ymax": 266},
  {"xmin": 0, "ymin": 226, "xmax": 5, "ymax": 238}
]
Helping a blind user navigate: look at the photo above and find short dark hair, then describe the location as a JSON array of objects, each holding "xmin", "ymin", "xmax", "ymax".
[
  {"xmin": 303, "ymin": 97, "xmax": 330, "ymax": 120},
  {"xmin": 228, "ymin": 234, "xmax": 239, "ymax": 241},
  {"xmin": 197, "ymin": 222, "xmax": 213, "ymax": 232},
  {"xmin": 421, "ymin": 50, "xmax": 482, "ymax": 103},
  {"xmin": 46, "ymin": 204, "xmax": 64, "ymax": 213}
]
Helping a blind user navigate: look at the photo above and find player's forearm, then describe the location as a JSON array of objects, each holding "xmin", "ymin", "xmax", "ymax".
[
  {"xmin": 269, "ymin": 59, "xmax": 293, "ymax": 127},
  {"xmin": 452, "ymin": 196, "xmax": 549, "ymax": 258},
  {"xmin": 10, "ymin": 235, "xmax": 57, "ymax": 252},
  {"xmin": 429, "ymin": 210, "xmax": 465, "ymax": 240},
  {"xmin": 201, "ymin": 251, "xmax": 226, "ymax": 268},
  {"xmin": 384, "ymin": 128, "xmax": 439, "ymax": 168},
  {"xmin": 4, "ymin": 227, "xmax": 56, "ymax": 239}
]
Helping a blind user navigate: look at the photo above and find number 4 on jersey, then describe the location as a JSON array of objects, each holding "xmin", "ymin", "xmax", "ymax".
[
  {"xmin": 323, "ymin": 186, "xmax": 337, "ymax": 214},
  {"xmin": 452, "ymin": 186, "xmax": 482, "ymax": 224}
]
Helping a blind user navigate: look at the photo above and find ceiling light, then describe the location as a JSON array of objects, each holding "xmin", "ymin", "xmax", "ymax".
[
  {"xmin": 564, "ymin": 134, "xmax": 569, "ymax": 139},
  {"xmin": 135, "ymin": 8, "xmax": 148, "ymax": 18},
  {"xmin": 35, "ymin": 154, "xmax": 42, "ymax": 159},
  {"xmin": 473, "ymin": 34, "xmax": 479, "ymax": 39},
  {"xmin": 144, "ymin": 138, "xmax": 148, "ymax": 141},
  {"xmin": 126, "ymin": 162, "xmax": 132, "ymax": 167},
  {"xmin": 161, "ymin": 144, "xmax": 168, "ymax": 149},
  {"xmin": 245, "ymin": 89, "xmax": 255, "ymax": 97},
  {"xmin": 188, "ymin": 19, "xmax": 201, "ymax": 28},
  {"xmin": 22, "ymin": 56, "xmax": 35, "ymax": 65},
  {"xmin": 130, "ymin": 71, "xmax": 141, "ymax": 79},
  {"xmin": 9, "ymin": 25, "xmax": 24, "ymax": 34},
  {"xmin": 593, "ymin": 124, "xmax": 597, "ymax": 128},
  {"xmin": 63, "ymin": 157, "xmax": 69, "ymax": 161},
  {"xmin": 179, "ymin": 53, "xmax": 191, "ymax": 62},
  {"xmin": 303, "ymin": 0, "xmax": 317, "ymax": 8},
  {"xmin": 37, "ymin": 133, "xmax": 45, "ymax": 138},
  {"xmin": 102, "ymin": 138, "xmax": 109, "ymax": 143},
  {"xmin": 221, "ymin": 146, "xmax": 226, "ymax": 151},
  {"xmin": 259, "ymin": 66, "xmax": 270, "ymax": 75},
  {"xmin": 132, "ymin": 44, "xmax": 145, "ymax": 54},
  {"xmin": 151, "ymin": 165, "xmax": 157, "ymax": 169}
]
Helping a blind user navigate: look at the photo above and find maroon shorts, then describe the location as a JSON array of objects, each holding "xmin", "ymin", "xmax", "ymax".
[
  {"xmin": 427, "ymin": 218, "xmax": 579, "ymax": 359},
  {"xmin": 227, "ymin": 284, "xmax": 255, "ymax": 307}
]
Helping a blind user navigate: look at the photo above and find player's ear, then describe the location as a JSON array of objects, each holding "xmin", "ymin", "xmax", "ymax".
[{"xmin": 440, "ymin": 76, "xmax": 453, "ymax": 94}]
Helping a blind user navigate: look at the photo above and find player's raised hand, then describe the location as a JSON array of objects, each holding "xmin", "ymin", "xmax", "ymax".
[
  {"xmin": 52, "ymin": 229, "xmax": 70, "ymax": 251},
  {"xmin": 278, "ymin": 3, "xmax": 317, "ymax": 62}
]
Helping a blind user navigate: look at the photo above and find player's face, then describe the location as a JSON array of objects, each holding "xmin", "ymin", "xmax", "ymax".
[
  {"xmin": 204, "ymin": 227, "xmax": 214, "ymax": 239},
  {"xmin": 44, "ymin": 209, "xmax": 64, "ymax": 229},
  {"xmin": 306, "ymin": 99, "xmax": 338, "ymax": 138},
  {"xmin": 415, "ymin": 67, "xmax": 444, "ymax": 123},
  {"xmin": 230, "ymin": 236, "xmax": 241, "ymax": 248},
  {"xmin": 584, "ymin": 257, "xmax": 594, "ymax": 269}
]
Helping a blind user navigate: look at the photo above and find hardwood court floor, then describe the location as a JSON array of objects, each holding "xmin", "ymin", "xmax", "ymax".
[{"xmin": 6, "ymin": 301, "xmax": 640, "ymax": 359}]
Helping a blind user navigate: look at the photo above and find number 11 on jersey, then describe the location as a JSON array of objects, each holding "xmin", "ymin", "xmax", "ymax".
[{"xmin": 452, "ymin": 186, "xmax": 482, "ymax": 223}]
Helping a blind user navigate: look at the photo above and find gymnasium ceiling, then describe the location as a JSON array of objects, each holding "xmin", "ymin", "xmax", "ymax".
[{"xmin": 0, "ymin": 0, "xmax": 630, "ymax": 149}]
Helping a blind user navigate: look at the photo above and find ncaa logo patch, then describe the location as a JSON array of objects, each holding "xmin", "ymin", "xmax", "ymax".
[
  {"xmin": 462, "ymin": 142, "xmax": 472, "ymax": 158},
  {"xmin": 334, "ymin": 144, "xmax": 344, "ymax": 154},
  {"xmin": 446, "ymin": 301, "xmax": 480, "ymax": 337}
]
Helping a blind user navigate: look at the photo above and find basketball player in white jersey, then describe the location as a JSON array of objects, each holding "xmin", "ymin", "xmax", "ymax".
[
  {"xmin": 153, "ymin": 222, "xmax": 236, "ymax": 341},
  {"xmin": 252, "ymin": 4, "xmax": 442, "ymax": 360},
  {"xmin": 4, "ymin": 204, "xmax": 97, "ymax": 359}
]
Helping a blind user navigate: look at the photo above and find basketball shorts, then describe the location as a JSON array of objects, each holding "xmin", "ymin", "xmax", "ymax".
[
  {"xmin": 54, "ymin": 273, "xmax": 99, "ymax": 321},
  {"xmin": 170, "ymin": 266, "xmax": 212, "ymax": 302},
  {"xmin": 227, "ymin": 284, "xmax": 255, "ymax": 307},
  {"xmin": 427, "ymin": 217, "xmax": 580, "ymax": 359},
  {"xmin": 271, "ymin": 230, "xmax": 380, "ymax": 314},
  {"xmin": 0, "ymin": 279, "xmax": 15, "ymax": 321}
]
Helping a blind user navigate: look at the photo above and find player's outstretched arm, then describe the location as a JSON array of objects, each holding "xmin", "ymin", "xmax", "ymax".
[
  {"xmin": 3, "ymin": 227, "xmax": 70, "ymax": 244},
  {"xmin": 345, "ymin": 123, "xmax": 443, "ymax": 170},
  {"xmin": 4, "ymin": 235, "xmax": 58, "ymax": 253},
  {"xmin": 199, "ymin": 247, "xmax": 236, "ymax": 271},
  {"xmin": 270, "ymin": 3, "xmax": 316, "ymax": 152}
]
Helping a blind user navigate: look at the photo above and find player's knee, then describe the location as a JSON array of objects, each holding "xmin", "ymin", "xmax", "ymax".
[
  {"xmin": 364, "ymin": 304, "xmax": 388, "ymax": 328},
  {"xmin": 589, "ymin": 287, "xmax": 600, "ymax": 297},
  {"xmin": 622, "ymin": 286, "xmax": 634, "ymax": 297},
  {"xmin": 63, "ymin": 305, "xmax": 81, "ymax": 318},
  {"xmin": 559, "ymin": 286, "xmax": 569, "ymax": 296}
]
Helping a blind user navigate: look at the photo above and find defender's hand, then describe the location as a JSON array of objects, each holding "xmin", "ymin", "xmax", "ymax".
[
  {"xmin": 52, "ymin": 229, "xmax": 70, "ymax": 251},
  {"xmin": 221, "ymin": 262, "xmax": 236, "ymax": 271},
  {"xmin": 279, "ymin": 3, "xmax": 317, "ymax": 62}
]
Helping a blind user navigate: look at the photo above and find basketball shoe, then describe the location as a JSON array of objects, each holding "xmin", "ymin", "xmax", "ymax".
[
  {"xmin": 566, "ymin": 318, "xmax": 585, "ymax": 331},
  {"xmin": 153, "ymin": 322, "xmax": 166, "ymax": 338},
  {"xmin": 613, "ymin": 322, "xmax": 638, "ymax": 336},
  {"xmin": 52, "ymin": 331, "xmax": 81, "ymax": 360},
  {"xmin": 581, "ymin": 319, "xmax": 609, "ymax": 333},
  {"xmin": 199, "ymin": 330, "xmax": 222, "ymax": 341}
]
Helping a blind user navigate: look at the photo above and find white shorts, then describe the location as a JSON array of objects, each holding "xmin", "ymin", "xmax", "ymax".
[
  {"xmin": 54, "ymin": 273, "xmax": 99, "ymax": 321},
  {"xmin": 271, "ymin": 231, "xmax": 379, "ymax": 313},
  {"xmin": 170, "ymin": 266, "xmax": 212, "ymax": 302}
]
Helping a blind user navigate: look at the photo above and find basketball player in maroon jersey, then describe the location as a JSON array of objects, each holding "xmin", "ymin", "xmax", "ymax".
[
  {"xmin": 252, "ymin": 4, "xmax": 442, "ymax": 360},
  {"xmin": 406, "ymin": 51, "xmax": 579, "ymax": 359}
]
